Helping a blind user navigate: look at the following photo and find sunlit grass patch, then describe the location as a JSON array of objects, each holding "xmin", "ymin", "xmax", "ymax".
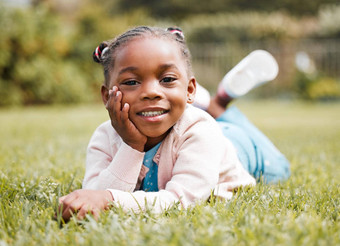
[{"xmin": 0, "ymin": 101, "xmax": 339, "ymax": 245}]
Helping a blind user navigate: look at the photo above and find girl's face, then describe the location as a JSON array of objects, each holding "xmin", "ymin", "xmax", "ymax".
[{"xmin": 106, "ymin": 37, "xmax": 196, "ymax": 147}]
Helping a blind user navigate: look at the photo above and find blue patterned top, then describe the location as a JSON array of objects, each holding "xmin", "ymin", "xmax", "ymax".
[{"xmin": 141, "ymin": 142, "xmax": 162, "ymax": 192}]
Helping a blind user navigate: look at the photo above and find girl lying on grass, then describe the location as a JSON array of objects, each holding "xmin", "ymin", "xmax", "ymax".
[{"xmin": 58, "ymin": 26, "xmax": 290, "ymax": 221}]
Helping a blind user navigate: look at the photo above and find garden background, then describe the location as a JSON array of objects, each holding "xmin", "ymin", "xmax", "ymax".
[
  {"xmin": 0, "ymin": 0, "xmax": 339, "ymax": 245},
  {"xmin": 1, "ymin": 0, "xmax": 340, "ymax": 105}
]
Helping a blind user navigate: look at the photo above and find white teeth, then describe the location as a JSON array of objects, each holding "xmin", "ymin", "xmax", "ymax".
[{"xmin": 140, "ymin": 111, "xmax": 165, "ymax": 117}]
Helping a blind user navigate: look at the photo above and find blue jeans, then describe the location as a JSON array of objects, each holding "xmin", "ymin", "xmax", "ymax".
[{"xmin": 216, "ymin": 106, "xmax": 290, "ymax": 183}]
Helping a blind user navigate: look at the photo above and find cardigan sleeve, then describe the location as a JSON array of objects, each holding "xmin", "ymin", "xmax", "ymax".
[
  {"xmin": 82, "ymin": 121, "xmax": 145, "ymax": 192},
  {"xmin": 108, "ymin": 117, "xmax": 231, "ymax": 212}
]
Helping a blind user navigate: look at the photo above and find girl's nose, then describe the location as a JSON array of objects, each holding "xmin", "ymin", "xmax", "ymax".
[{"xmin": 140, "ymin": 80, "xmax": 162, "ymax": 100}]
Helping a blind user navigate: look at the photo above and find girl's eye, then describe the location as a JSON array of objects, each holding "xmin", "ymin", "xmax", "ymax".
[
  {"xmin": 122, "ymin": 80, "xmax": 138, "ymax": 86},
  {"xmin": 161, "ymin": 77, "xmax": 176, "ymax": 83}
]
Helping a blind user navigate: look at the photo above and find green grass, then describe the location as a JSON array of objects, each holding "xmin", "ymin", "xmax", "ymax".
[{"xmin": 0, "ymin": 100, "xmax": 339, "ymax": 246}]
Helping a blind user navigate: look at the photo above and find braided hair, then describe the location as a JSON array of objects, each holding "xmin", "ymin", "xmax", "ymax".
[{"xmin": 93, "ymin": 26, "xmax": 193, "ymax": 86}]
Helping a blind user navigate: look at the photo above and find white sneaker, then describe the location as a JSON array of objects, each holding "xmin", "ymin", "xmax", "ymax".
[{"xmin": 221, "ymin": 50, "xmax": 279, "ymax": 98}]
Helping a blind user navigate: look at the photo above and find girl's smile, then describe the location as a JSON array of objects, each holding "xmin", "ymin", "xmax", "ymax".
[
  {"xmin": 137, "ymin": 108, "xmax": 169, "ymax": 118},
  {"xmin": 107, "ymin": 37, "xmax": 196, "ymax": 148}
]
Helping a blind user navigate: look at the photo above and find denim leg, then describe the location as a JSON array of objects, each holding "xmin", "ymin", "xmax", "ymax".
[
  {"xmin": 217, "ymin": 121, "xmax": 258, "ymax": 175},
  {"xmin": 216, "ymin": 106, "xmax": 290, "ymax": 183}
]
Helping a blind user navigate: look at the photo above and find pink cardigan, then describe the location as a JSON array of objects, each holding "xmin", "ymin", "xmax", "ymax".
[{"xmin": 82, "ymin": 105, "xmax": 255, "ymax": 212}]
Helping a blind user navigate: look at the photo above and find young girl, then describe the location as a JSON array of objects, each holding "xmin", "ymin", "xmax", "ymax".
[{"xmin": 58, "ymin": 26, "xmax": 290, "ymax": 221}]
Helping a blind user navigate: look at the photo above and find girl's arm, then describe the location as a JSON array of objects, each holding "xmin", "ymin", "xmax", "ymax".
[
  {"xmin": 59, "ymin": 121, "xmax": 145, "ymax": 222},
  {"xmin": 82, "ymin": 121, "xmax": 145, "ymax": 191},
  {"xmin": 59, "ymin": 119, "xmax": 223, "ymax": 220},
  {"xmin": 107, "ymin": 117, "xmax": 253, "ymax": 212},
  {"xmin": 59, "ymin": 111, "xmax": 254, "ymax": 220},
  {"xmin": 82, "ymin": 86, "xmax": 149, "ymax": 190}
]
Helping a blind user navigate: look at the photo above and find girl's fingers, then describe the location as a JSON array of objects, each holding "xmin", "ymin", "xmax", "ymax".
[
  {"xmin": 76, "ymin": 207, "xmax": 100, "ymax": 221},
  {"xmin": 121, "ymin": 103, "xmax": 139, "ymax": 134},
  {"xmin": 61, "ymin": 204, "xmax": 73, "ymax": 221},
  {"xmin": 59, "ymin": 192, "xmax": 77, "ymax": 206},
  {"xmin": 113, "ymin": 90, "xmax": 122, "ymax": 122},
  {"xmin": 106, "ymin": 86, "xmax": 116, "ymax": 109},
  {"xmin": 106, "ymin": 90, "xmax": 113, "ymax": 109},
  {"xmin": 62, "ymin": 200, "xmax": 85, "ymax": 221},
  {"xmin": 120, "ymin": 103, "xmax": 130, "ymax": 123},
  {"xmin": 111, "ymin": 86, "xmax": 118, "ymax": 94},
  {"xmin": 58, "ymin": 195, "xmax": 67, "ymax": 203},
  {"xmin": 92, "ymin": 209, "xmax": 100, "ymax": 220},
  {"xmin": 107, "ymin": 87, "xmax": 122, "ymax": 124},
  {"xmin": 58, "ymin": 193, "xmax": 76, "ymax": 217},
  {"xmin": 106, "ymin": 88, "xmax": 145, "ymax": 150},
  {"xmin": 77, "ymin": 205, "xmax": 90, "ymax": 221},
  {"xmin": 58, "ymin": 192, "xmax": 81, "ymax": 220},
  {"xmin": 57, "ymin": 190, "xmax": 110, "ymax": 222}
]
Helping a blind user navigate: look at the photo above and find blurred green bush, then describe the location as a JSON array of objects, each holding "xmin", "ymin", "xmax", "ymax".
[
  {"xmin": 0, "ymin": 2, "xmax": 153, "ymax": 106},
  {"xmin": 0, "ymin": 1, "xmax": 339, "ymax": 105},
  {"xmin": 0, "ymin": 5, "xmax": 91, "ymax": 105},
  {"xmin": 294, "ymin": 72, "xmax": 340, "ymax": 101}
]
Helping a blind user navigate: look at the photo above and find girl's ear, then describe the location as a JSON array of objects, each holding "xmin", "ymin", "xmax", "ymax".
[
  {"xmin": 187, "ymin": 77, "xmax": 196, "ymax": 104},
  {"xmin": 101, "ymin": 85, "xmax": 109, "ymax": 105}
]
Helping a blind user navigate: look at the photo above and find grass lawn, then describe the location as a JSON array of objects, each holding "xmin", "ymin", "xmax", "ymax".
[{"xmin": 0, "ymin": 100, "xmax": 339, "ymax": 245}]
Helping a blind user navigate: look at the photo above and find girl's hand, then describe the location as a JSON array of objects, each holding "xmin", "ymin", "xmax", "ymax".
[
  {"xmin": 106, "ymin": 86, "xmax": 147, "ymax": 152},
  {"xmin": 57, "ymin": 189, "xmax": 113, "ymax": 222}
]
